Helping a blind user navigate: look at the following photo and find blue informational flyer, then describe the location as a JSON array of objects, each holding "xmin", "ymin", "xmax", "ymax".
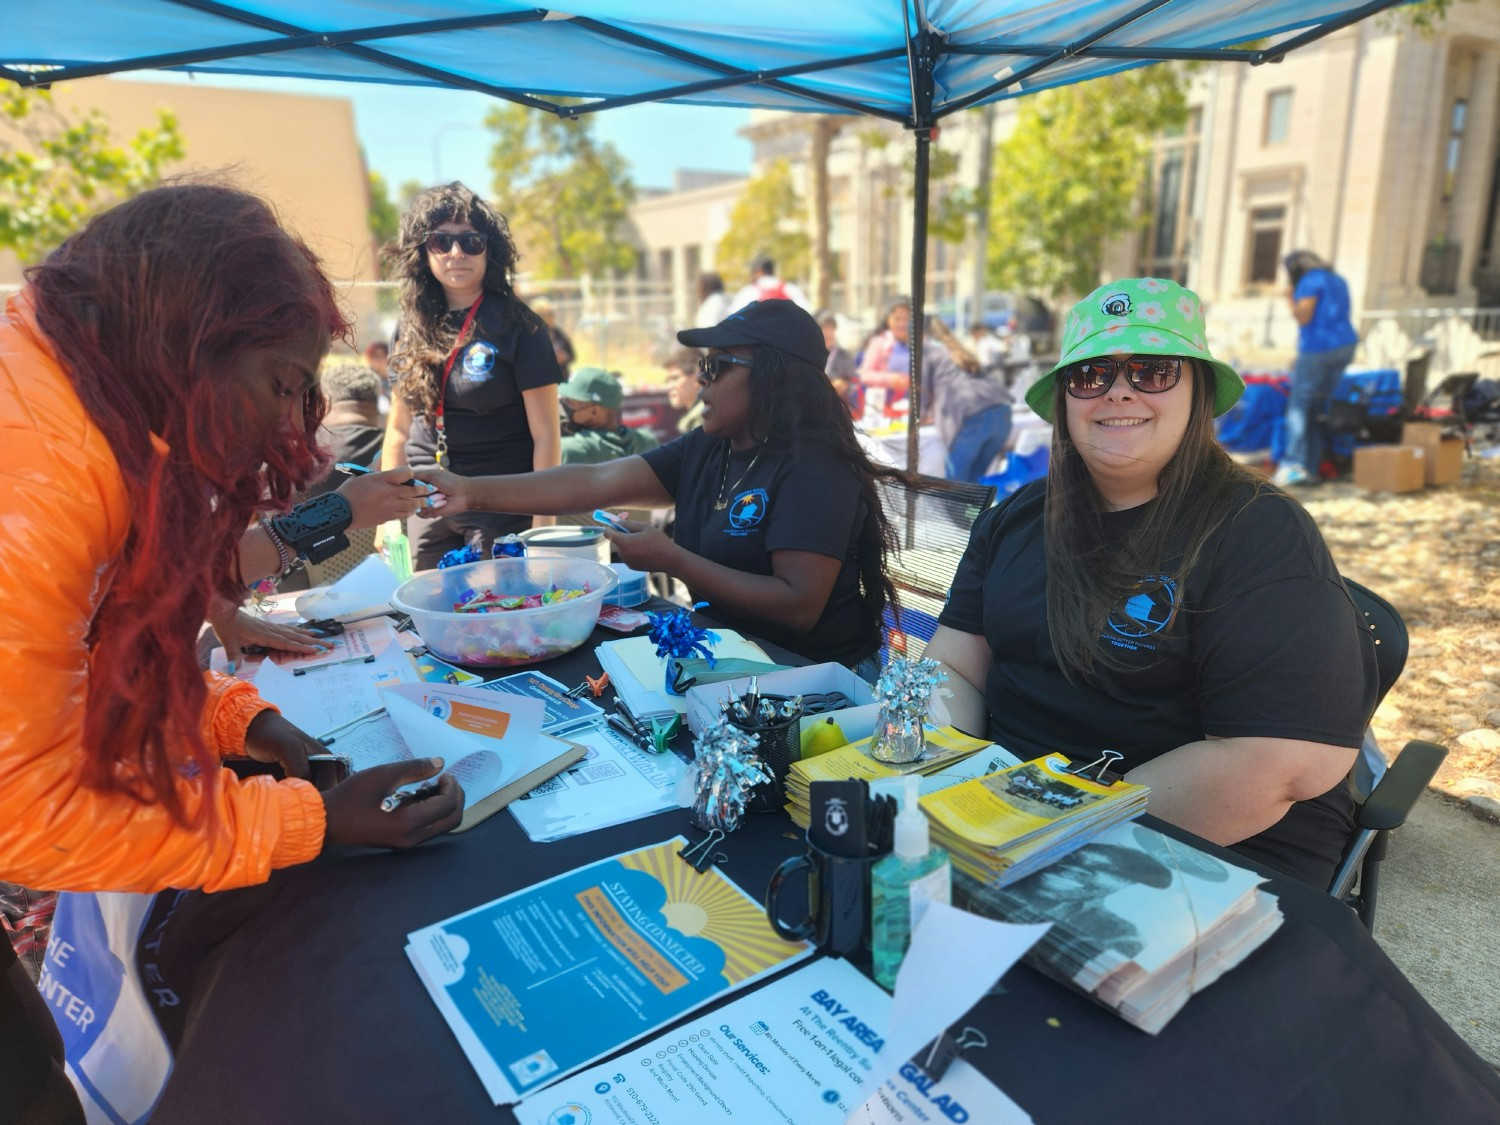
[
  {"xmin": 482, "ymin": 670, "xmax": 604, "ymax": 736},
  {"xmin": 405, "ymin": 838, "xmax": 813, "ymax": 1105}
]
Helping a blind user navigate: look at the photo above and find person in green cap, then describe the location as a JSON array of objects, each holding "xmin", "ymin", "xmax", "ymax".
[
  {"xmin": 921, "ymin": 278, "xmax": 1377, "ymax": 891},
  {"xmin": 558, "ymin": 366, "xmax": 659, "ymax": 465}
]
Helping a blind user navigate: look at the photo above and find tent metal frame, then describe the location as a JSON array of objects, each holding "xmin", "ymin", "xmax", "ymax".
[{"xmin": 1, "ymin": 0, "xmax": 1413, "ymax": 472}]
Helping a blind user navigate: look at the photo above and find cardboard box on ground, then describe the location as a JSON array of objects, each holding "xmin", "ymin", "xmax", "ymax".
[
  {"xmin": 1402, "ymin": 422, "xmax": 1464, "ymax": 486},
  {"xmin": 1353, "ymin": 445, "xmax": 1426, "ymax": 493}
]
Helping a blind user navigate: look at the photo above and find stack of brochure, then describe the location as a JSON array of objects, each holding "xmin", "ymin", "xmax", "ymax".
[
  {"xmin": 919, "ymin": 754, "xmax": 1150, "ymax": 889},
  {"xmin": 956, "ymin": 820, "xmax": 1283, "ymax": 1033},
  {"xmin": 594, "ymin": 631, "xmax": 770, "ymax": 723},
  {"xmin": 783, "ymin": 726, "xmax": 998, "ymax": 828}
]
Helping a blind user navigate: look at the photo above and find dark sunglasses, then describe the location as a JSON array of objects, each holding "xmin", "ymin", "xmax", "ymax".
[
  {"xmin": 424, "ymin": 231, "xmax": 487, "ymax": 256},
  {"xmin": 1062, "ymin": 356, "xmax": 1184, "ymax": 399},
  {"xmin": 697, "ymin": 353, "xmax": 753, "ymax": 383}
]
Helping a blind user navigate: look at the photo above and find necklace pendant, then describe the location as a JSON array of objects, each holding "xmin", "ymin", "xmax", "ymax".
[{"xmin": 713, "ymin": 498, "xmax": 728, "ymax": 511}]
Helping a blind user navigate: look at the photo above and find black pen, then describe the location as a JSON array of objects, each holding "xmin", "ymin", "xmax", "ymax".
[
  {"xmin": 337, "ymin": 461, "xmax": 437, "ymax": 495},
  {"xmin": 380, "ymin": 780, "xmax": 442, "ymax": 813},
  {"xmin": 293, "ymin": 653, "xmax": 376, "ymax": 675}
]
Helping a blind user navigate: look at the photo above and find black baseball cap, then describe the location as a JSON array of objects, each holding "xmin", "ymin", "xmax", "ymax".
[{"xmin": 678, "ymin": 300, "xmax": 828, "ymax": 370}]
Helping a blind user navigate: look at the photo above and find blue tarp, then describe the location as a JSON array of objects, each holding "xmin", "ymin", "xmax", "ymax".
[
  {"xmin": 4, "ymin": 1, "xmax": 1412, "ymax": 124},
  {"xmin": 1216, "ymin": 368, "xmax": 1405, "ymax": 460}
]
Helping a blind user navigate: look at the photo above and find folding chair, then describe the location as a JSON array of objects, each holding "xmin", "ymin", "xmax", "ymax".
[
  {"xmin": 1329, "ymin": 580, "xmax": 1448, "ymax": 929},
  {"xmin": 875, "ymin": 474, "xmax": 995, "ymax": 661}
]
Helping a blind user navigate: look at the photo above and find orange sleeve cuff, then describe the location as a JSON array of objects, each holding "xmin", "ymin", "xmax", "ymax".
[
  {"xmin": 202, "ymin": 672, "xmax": 280, "ymax": 758},
  {"xmin": 268, "ymin": 778, "xmax": 326, "ymax": 869}
]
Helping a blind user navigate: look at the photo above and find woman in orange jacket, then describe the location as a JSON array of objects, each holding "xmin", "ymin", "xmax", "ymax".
[{"xmin": 2, "ymin": 182, "xmax": 469, "ymax": 1120}]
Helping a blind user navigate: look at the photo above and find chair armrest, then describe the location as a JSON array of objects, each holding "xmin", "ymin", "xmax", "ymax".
[{"xmin": 1357, "ymin": 740, "xmax": 1447, "ymax": 831}]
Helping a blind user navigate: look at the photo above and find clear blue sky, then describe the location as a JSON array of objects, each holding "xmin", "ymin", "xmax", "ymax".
[{"xmin": 118, "ymin": 71, "xmax": 753, "ymax": 193}]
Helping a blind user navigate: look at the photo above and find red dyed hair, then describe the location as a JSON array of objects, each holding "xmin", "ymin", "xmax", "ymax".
[{"xmin": 27, "ymin": 182, "xmax": 352, "ymax": 825}]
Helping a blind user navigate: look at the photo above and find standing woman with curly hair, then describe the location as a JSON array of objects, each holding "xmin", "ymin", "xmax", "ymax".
[
  {"xmin": 415, "ymin": 302, "xmax": 904, "ymax": 676},
  {"xmin": 381, "ymin": 182, "xmax": 563, "ymax": 568}
]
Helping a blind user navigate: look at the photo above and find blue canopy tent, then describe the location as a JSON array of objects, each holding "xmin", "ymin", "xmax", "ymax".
[{"xmin": 5, "ymin": 0, "xmax": 1411, "ymax": 471}]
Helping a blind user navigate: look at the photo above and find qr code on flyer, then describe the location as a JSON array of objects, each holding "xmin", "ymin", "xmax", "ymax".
[{"xmin": 524, "ymin": 774, "xmax": 569, "ymax": 798}]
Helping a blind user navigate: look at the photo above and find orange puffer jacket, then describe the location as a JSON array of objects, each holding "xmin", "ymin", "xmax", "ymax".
[{"xmin": 0, "ymin": 291, "xmax": 325, "ymax": 893}]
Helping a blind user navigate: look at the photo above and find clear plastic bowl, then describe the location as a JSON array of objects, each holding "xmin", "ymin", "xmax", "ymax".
[{"xmin": 391, "ymin": 557, "xmax": 618, "ymax": 668}]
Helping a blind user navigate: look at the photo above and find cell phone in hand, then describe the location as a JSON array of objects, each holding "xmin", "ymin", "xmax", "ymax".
[{"xmin": 593, "ymin": 509, "xmax": 628, "ymax": 531}]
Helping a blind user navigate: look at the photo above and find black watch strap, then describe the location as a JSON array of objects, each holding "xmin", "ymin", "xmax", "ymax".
[{"xmin": 270, "ymin": 492, "xmax": 354, "ymax": 564}]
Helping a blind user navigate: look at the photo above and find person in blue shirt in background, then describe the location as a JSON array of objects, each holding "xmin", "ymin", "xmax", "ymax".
[{"xmin": 1274, "ymin": 250, "xmax": 1359, "ymax": 487}]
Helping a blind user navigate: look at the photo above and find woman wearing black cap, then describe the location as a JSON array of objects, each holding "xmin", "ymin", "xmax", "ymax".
[{"xmin": 415, "ymin": 301, "xmax": 902, "ymax": 674}]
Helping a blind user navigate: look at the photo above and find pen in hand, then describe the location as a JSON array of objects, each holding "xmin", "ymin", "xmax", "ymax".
[
  {"xmin": 381, "ymin": 779, "xmax": 444, "ymax": 813},
  {"xmin": 336, "ymin": 462, "xmax": 440, "ymax": 498}
]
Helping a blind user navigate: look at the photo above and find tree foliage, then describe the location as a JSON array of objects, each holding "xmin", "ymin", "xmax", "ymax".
[
  {"xmin": 987, "ymin": 66, "xmax": 1187, "ymax": 298},
  {"xmin": 716, "ymin": 159, "xmax": 810, "ymax": 283},
  {"xmin": 367, "ymin": 168, "xmax": 400, "ymax": 247},
  {"xmin": 485, "ymin": 102, "xmax": 636, "ymax": 280},
  {"xmin": 0, "ymin": 86, "xmax": 184, "ymax": 264}
]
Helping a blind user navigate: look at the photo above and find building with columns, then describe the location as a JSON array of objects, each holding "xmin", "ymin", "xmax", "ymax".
[{"xmin": 625, "ymin": 5, "xmax": 1500, "ymax": 367}]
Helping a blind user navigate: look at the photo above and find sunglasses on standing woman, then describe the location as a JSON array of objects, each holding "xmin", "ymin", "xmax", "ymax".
[{"xmin": 424, "ymin": 231, "xmax": 488, "ymax": 256}]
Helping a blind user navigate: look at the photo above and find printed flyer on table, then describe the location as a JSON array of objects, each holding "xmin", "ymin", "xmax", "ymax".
[
  {"xmin": 517, "ymin": 957, "xmax": 1032, "ymax": 1125},
  {"xmin": 405, "ymin": 838, "xmax": 812, "ymax": 1104}
]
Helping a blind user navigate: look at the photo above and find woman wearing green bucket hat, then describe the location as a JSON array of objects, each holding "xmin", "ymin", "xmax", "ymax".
[{"xmin": 924, "ymin": 278, "xmax": 1378, "ymax": 889}]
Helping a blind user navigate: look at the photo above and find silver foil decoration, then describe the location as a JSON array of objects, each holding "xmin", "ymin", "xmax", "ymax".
[
  {"xmin": 689, "ymin": 717, "xmax": 773, "ymax": 832},
  {"xmin": 869, "ymin": 655, "xmax": 946, "ymax": 764}
]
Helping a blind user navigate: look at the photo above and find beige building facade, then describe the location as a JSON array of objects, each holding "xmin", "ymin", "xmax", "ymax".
[
  {"xmin": 626, "ymin": 6, "xmax": 1500, "ymax": 368},
  {"xmin": 0, "ymin": 77, "xmax": 382, "ymax": 349}
]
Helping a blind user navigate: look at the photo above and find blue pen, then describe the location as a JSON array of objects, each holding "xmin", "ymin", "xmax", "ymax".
[{"xmin": 336, "ymin": 462, "xmax": 438, "ymax": 495}]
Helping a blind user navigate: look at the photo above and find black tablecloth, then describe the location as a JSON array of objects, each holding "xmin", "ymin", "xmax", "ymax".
[{"xmin": 144, "ymin": 618, "xmax": 1500, "ymax": 1124}]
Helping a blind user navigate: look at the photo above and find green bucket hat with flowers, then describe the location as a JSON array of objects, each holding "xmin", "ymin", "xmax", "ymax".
[{"xmin": 1024, "ymin": 278, "xmax": 1244, "ymax": 423}]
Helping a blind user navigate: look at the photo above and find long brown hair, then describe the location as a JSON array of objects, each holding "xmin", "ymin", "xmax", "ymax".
[
  {"xmin": 1043, "ymin": 359, "xmax": 1263, "ymax": 679},
  {"xmin": 27, "ymin": 182, "xmax": 350, "ymax": 825},
  {"xmin": 744, "ymin": 345, "xmax": 907, "ymax": 647},
  {"xmin": 383, "ymin": 182, "xmax": 526, "ymax": 415}
]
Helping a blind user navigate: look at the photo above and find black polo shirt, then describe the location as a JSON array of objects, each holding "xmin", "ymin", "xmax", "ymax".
[
  {"xmin": 642, "ymin": 430, "xmax": 876, "ymax": 666},
  {"xmin": 938, "ymin": 479, "xmax": 1378, "ymax": 887},
  {"xmin": 404, "ymin": 298, "xmax": 561, "ymax": 475}
]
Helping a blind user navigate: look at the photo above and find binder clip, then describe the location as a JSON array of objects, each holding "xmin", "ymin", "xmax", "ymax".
[
  {"xmin": 1064, "ymin": 749, "xmax": 1125, "ymax": 785},
  {"xmin": 911, "ymin": 1026, "xmax": 988, "ymax": 1082},
  {"xmin": 568, "ymin": 672, "xmax": 611, "ymax": 699},
  {"xmin": 678, "ymin": 828, "xmax": 726, "ymax": 873}
]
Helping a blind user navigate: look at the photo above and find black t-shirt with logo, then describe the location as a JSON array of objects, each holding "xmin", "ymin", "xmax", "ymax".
[
  {"xmin": 938, "ymin": 479, "xmax": 1378, "ymax": 887},
  {"xmin": 641, "ymin": 430, "xmax": 876, "ymax": 666},
  {"xmin": 403, "ymin": 298, "xmax": 562, "ymax": 474}
]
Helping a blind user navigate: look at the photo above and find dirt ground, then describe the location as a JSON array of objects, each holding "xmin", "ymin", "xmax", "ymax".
[{"xmin": 1292, "ymin": 454, "xmax": 1500, "ymax": 817}]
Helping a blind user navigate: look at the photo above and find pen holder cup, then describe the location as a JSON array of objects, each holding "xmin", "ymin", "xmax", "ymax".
[
  {"xmin": 764, "ymin": 837, "xmax": 879, "ymax": 957},
  {"xmin": 727, "ymin": 697, "xmax": 799, "ymax": 812}
]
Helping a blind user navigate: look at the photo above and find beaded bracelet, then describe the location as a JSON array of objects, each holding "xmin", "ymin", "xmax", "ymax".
[{"xmin": 259, "ymin": 516, "xmax": 297, "ymax": 579}]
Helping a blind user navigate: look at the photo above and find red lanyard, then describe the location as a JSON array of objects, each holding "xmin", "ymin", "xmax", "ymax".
[{"xmin": 434, "ymin": 294, "xmax": 484, "ymax": 467}]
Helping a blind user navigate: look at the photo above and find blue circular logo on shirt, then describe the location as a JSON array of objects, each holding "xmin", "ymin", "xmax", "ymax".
[
  {"xmin": 727, "ymin": 488, "xmax": 768, "ymax": 530},
  {"xmin": 462, "ymin": 341, "xmax": 496, "ymax": 379},
  {"xmin": 1106, "ymin": 576, "xmax": 1177, "ymax": 637}
]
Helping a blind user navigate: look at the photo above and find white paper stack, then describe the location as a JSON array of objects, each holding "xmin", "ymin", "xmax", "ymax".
[{"xmin": 956, "ymin": 820, "xmax": 1283, "ymax": 1033}]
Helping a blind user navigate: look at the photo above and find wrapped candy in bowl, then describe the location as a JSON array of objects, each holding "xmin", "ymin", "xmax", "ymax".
[{"xmin": 392, "ymin": 557, "xmax": 617, "ymax": 667}]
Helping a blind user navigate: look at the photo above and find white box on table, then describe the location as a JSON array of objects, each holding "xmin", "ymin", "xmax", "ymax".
[{"xmin": 684, "ymin": 662, "xmax": 879, "ymax": 748}]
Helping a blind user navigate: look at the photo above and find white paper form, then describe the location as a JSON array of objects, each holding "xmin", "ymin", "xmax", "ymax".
[
  {"xmin": 268, "ymin": 616, "xmax": 400, "ymax": 671},
  {"xmin": 380, "ymin": 683, "xmax": 546, "ymax": 812},
  {"xmin": 315, "ymin": 710, "xmax": 413, "ymax": 772},
  {"xmin": 851, "ymin": 903, "xmax": 1049, "ymax": 1122},
  {"xmin": 507, "ymin": 722, "xmax": 687, "ymax": 842},
  {"xmin": 854, "ymin": 1058, "xmax": 1032, "ymax": 1125},
  {"xmin": 252, "ymin": 643, "xmax": 417, "ymax": 737}
]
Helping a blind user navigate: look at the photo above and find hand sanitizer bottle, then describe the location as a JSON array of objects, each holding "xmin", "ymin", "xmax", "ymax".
[{"xmin": 871, "ymin": 775, "xmax": 951, "ymax": 990}]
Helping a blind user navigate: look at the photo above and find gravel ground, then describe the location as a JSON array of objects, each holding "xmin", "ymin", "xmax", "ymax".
[{"xmin": 1291, "ymin": 453, "xmax": 1500, "ymax": 820}]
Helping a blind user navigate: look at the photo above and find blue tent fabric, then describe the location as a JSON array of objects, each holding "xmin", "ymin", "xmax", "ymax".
[
  {"xmin": 1216, "ymin": 368, "xmax": 1406, "ymax": 459},
  {"xmin": 4, "ymin": 1, "xmax": 1413, "ymax": 123}
]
